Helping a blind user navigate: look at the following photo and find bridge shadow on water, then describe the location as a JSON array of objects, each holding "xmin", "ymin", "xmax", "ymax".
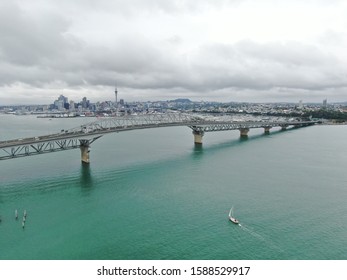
[
  {"xmin": 191, "ymin": 128, "xmax": 288, "ymax": 159},
  {"xmin": 80, "ymin": 163, "xmax": 94, "ymax": 192}
]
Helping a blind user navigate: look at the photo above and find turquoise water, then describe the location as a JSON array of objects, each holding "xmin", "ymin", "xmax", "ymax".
[{"xmin": 0, "ymin": 115, "xmax": 347, "ymax": 259}]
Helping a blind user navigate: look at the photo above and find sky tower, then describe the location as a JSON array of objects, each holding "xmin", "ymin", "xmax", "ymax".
[{"xmin": 114, "ymin": 83, "xmax": 118, "ymax": 105}]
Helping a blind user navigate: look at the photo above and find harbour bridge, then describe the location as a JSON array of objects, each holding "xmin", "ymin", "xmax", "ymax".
[{"xmin": 0, "ymin": 113, "xmax": 318, "ymax": 163}]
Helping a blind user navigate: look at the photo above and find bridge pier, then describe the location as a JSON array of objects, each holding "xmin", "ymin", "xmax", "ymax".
[
  {"xmin": 280, "ymin": 125, "xmax": 288, "ymax": 131},
  {"xmin": 239, "ymin": 128, "xmax": 249, "ymax": 137},
  {"xmin": 79, "ymin": 140, "xmax": 90, "ymax": 163},
  {"xmin": 263, "ymin": 126, "xmax": 272, "ymax": 134},
  {"xmin": 192, "ymin": 130, "xmax": 204, "ymax": 144}
]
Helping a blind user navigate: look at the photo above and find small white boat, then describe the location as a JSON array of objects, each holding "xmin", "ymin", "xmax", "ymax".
[{"xmin": 228, "ymin": 207, "xmax": 239, "ymax": 224}]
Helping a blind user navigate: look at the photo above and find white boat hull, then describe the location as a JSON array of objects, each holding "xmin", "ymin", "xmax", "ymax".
[{"xmin": 229, "ymin": 216, "xmax": 239, "ymax": 224}]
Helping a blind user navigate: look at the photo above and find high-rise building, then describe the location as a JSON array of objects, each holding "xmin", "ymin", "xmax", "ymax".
[
  {"xmin": 82, "ymin": 97, "xmax": 89, "ymax": 109},
  {"xmin": 298, "ymin": 100, "xmax": 303, "ymax": 109},
  {"xmin": 54, "ymin": 100, "xmax": 64, "ymax": 111},
  {"xmin": 69, "ymin": 100, "xmax": 75, "ymax": 111},
  {"xmin": 322, "ymin": 99, "xmax": 327, "ymax": 108},
  {"xmin": 58, "ymin": 95, "xmax": 68, "ymax": 104},
  {"xmin": 54, "ymin": 95, "xmax": 69, "ymax": 110}
]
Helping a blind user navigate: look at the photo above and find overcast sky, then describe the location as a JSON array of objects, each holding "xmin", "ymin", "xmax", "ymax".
[{"xmin": 0, "ymin": 0, "xmax": 346, "ymax": 105}]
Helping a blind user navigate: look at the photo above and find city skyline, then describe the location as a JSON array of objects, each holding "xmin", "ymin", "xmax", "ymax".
[
  {"xmin": 0, "ymin": 0, "xmax": 347, "ymax": 105},
  {"xmin": 1, "ymin": 92, "xmax": 339, "ymax": 108}
]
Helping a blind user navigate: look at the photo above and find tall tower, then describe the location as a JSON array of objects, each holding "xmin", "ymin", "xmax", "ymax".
[{"xmin": 114, "ymin": 83, "xmax": 118, "ymax": 106}]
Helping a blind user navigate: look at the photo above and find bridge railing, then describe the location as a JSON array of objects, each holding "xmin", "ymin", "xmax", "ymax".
[
  {"xmin": 0, "ymin": 113, "xmax": 318, "ymax": 151},
  {"xmin": 0, "ymin": 113, "xmax": 202, "ymax": 148},
  {"xmin": 65, "ymin": 112, "xmax": 203, "ymax": 134}
]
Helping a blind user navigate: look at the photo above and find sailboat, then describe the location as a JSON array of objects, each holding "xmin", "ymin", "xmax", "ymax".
[{"xmin": 228, "ymin": 207, "xmax": 239, "ymax": 224}]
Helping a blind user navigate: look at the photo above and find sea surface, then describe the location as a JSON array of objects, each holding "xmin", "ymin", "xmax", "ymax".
[{"xmin": 0, "ymin": 114, "xmax": 346, "ymax": 260}]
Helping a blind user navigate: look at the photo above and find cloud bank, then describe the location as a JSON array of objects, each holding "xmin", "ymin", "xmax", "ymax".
[{"xmin": 0, "ymin": 0, "xmax": 346, "ymax": 104}]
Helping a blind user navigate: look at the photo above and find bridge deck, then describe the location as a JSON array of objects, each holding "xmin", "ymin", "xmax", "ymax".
[{"xmin": 0, "ymin": 113, "xmax": 318, "ymax": 160}]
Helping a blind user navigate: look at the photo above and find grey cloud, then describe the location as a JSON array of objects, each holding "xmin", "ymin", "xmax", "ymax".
[
  {"xmin": 0, "ymin": 2, "xmax": 79, "ymax": 67},
  {"xmin": 187, "ymin": 41, "xmax": 347, "ymax": 91},
  {"xmin": 47, "ymin": 0, "xmax": 241, "ymax": 16},
  {"xmin": 1, "ymin": 32, "xmax": 346, "ymax": 95},
  {"xmin": 1, "ymin": 0, "xmax": 346, "ymax": 104}
]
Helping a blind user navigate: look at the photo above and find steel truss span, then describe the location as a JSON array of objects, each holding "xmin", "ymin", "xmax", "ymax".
[
  {"xmin": 0, "ymin": 113, "xmax": 317, "ymax": 160},
  {"xmin": 188, "ymin": 121, "xmax": 314, "ymax": 133},
  {"xmin": 0, "ymin": 137, "xmax": 101, "ymax": 160}
]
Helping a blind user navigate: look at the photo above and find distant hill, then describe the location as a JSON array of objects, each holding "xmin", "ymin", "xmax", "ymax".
[{"xmin": 172, "ymin": 98, "xmax": 192, "ymax": 103}]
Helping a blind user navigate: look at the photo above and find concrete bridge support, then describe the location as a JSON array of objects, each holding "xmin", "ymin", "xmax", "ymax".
[
  {"xmin": 280, "ymin": 125, "xmax": 288, "ymax": 131},
  {"xmin": 192, "ymin": 130, "xmax": 204, "ymax": 144},
  {"xmin": 239, "ymin": 128, "xmax": 250, "ymax": 137},
  {"xmin": 263, "ymin": 126, "xmax": 272, "ymax": 134},
  {"xmin": 79, "ymin": 140, "xmax": 90, "ymax": 163}
]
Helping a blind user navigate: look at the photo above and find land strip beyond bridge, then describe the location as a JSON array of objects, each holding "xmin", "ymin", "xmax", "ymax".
[{"xmin": 0, "ymin": 113, "xmax": 318, "ymax": 163}]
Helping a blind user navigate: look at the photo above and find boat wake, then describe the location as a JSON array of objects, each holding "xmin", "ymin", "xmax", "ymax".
[
  {"xmin": 238, "ymin": 223, "xmax": 285, "ymax": 253},
  {"xmin": 239, "ymin": 224, "xmax": 265, "ymax": 240}
]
